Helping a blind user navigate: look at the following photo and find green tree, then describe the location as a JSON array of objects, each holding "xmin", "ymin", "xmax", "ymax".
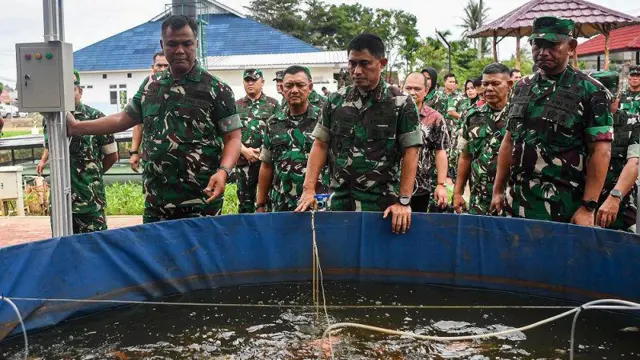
[
  {"xmin": 0, "ymin": 82, "xmax": 3, "ymax": 94},
  {"xmin": 245, "ymin": 0, "xmax": 307, "ymax": 40},
  {"xmin": 459, "ymin": 0, "xmax": 490, "ymax": 58}
]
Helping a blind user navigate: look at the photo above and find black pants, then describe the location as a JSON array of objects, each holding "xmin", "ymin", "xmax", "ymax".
[
  {"xmin": 411, "ymin": 193, "xmax": 455, "ymax": 213},
  {"xmin": 411, "ymin": 193, "xmax": 431, "ymax": 213}
]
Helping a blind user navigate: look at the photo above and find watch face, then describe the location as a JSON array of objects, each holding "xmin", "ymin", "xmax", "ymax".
[
  {"xmin": 399, "ymin": 196, "xmax": 411, "ymax": 206},
  {"xmin": 611, "ymin": 189, "xmax": 622, "ymax": 198}
]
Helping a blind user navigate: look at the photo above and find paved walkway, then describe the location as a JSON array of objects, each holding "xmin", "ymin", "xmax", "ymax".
[{"xmin": 0, "ymin": 216, "xmax": 142, "ymax": 247}]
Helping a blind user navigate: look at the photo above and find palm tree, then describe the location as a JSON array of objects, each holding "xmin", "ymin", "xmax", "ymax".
[{"xmin": 459, "ymin": 0, "xmax": 490, "ymax": 58}]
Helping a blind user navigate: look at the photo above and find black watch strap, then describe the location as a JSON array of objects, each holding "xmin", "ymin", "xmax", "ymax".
[
  {"xmin": 581, "ymin": 199, "xmax": 598, "ymax": 211},
  {"xmin": 218, "ymin": 166, "xmax": 232, "ymax": 178},
  {"xmin": 129, "ymin": 150, "xmax": 139, "ymax": 155}
]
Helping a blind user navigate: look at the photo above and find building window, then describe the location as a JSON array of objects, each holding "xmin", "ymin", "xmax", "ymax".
[
  {"xmin": 127, "ymin": 73, "xmax": 132, "ymax": 78},
  {"xmin": 102, "ymin": 74, "xmax": 107, "ymax": 79},
  {"xmin": 110, "ymin": 91, "xmax": 117, "ymax": 105},
  {"xmin": 119, "ymin": 84, "xmax": 126, "ymax": 89},
  {"xmin": 87, "ymin": 85, "xmax": 93, "ymax": 89},
  {"xmin": 109, "ymin": 85, "xmax": 117, "ymax": 89}
]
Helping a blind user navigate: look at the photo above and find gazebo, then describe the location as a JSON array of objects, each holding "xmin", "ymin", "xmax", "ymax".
[{"xmin": 469, "ymin": 0, "xmax": 640, "ymax": 70}]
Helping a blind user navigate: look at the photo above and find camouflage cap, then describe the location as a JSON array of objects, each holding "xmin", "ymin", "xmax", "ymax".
[
  {"xmin": 73, "ymin": 69, "xmax": 80, "ymax": 85},
  {"xmin": 590, "ymin": 70, "xmax": 619, "ymax": 95},
  {"xmin": 273, "ymin": 70, "xmax": 284, "ymax": 81},
  {"xmin": 630, "ymin": 65, "xmax": 640, "ymax": 75},
  {"xmin": 243, "ymin": 69, "xmax": 263, "ymax": 80},
  {"xmin": 530, "ymin": 16, "xmax": 574, "ymax": 42}
]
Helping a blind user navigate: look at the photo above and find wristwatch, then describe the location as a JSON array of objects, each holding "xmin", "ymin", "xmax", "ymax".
[
  {"xmin": 610, "ymin": 189, "xmax": 622, "ymax": 200},
  {"xmin": 581, "ymin": 199, "xmax": 598, "ymax": 212},
  {"xmin": 437, "ymin": 182, "xmax": 446, "ymax": 187},
  {"xmin": 218, "ymin": 166, "xmax": 232, "ymax": 178},
  {"xmin": 398, "ymin": 195, "xmax": 411, "ymax": 206},
  {"xmin": 129, "ymin": 150, "xmax": 139, "ymax": 156},
  {"xmin": 256, "ymin": 203, "xmax": 266, "ymax": 210}
]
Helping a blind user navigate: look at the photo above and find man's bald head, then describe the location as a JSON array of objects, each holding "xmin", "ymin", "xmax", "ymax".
[
  {"xmin": 403, "ymin": 72, "xmax": 428, "ymax": 106},
  {"xmin": 404, "ymin": 72, "xmax": 428, "ymax": 88}
]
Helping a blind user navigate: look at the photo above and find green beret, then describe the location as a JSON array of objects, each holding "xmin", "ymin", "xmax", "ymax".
[
  {"xmin": 590, "ymin": 70, "xmax": 619, "ymax": 95},
  {"xmin": 73, "ymin": 69, "xmax": 80, "ymax": 86},
  {"xmin": 530, "ymin": 16, "xmax": 574, "ymax": 43}
]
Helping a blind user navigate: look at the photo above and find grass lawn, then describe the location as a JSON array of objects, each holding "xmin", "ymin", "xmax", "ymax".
[
  {"xmin": 105, "ymin": 182, "xmax": 239, "ymax": 216},
  {"xmin": 1, "ymin": 129, "xmax": 43, "ymax": 138}
]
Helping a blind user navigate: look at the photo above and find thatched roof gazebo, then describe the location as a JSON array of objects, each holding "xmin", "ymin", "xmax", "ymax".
[{"xmin": 469, "ymin": 0, "xmax": 640, "ymax": 70}]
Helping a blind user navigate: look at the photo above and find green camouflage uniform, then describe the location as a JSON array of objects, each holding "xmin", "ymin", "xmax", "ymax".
[
  {"xmin": 125, "ymin": 64, "xmax": 241, "ymax": 223},
  {"xmin": 505, "ymin": 17, "xmax": 614, "ymax": 223},
  {"xmin": 45, "ymin": 102, "xmax": 116, "ymax": 233},
  {"xmin": 619, "ymin": 65, "xmax": 640, "ymax": 115},
  {"xmin": 591, "ymin": 71, "xmax": 639, "ymax": 231},
  {"xmin": 261, "ymin": 104, "xmax": 329, "ymax": 211},
  {"xmin": 445, "ymin": 91, "xmax": 463, "ymax": 180},
  {"xmin": 311, "ymin": 80, "xmax": 422, "ymax": 211},
  {"xmin": 457, "ymin": 103, "xmax": 508, "ymax": 215},
  {"xmin": 308, "ymin": 89, "xmax": 328, "ymax": 108},
  {"xmin": 235, "ymin": 92, "xmax": 279, "ymax": 213}
]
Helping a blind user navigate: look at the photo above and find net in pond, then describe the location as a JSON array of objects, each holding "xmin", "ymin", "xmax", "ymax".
[{"xmin": 1, "ymin": 282, "xmax": 639, "ymax": 359}]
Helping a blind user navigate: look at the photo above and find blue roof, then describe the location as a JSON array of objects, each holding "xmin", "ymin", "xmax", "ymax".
[{"xmin": 74, "ymin": 14, "xmax": 320, "ymax": 71}]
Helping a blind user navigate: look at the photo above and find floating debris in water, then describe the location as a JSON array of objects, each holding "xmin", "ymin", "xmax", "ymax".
[{"xmin": 1, "ymin": 282, "xmax": 638, "ymax": 359}]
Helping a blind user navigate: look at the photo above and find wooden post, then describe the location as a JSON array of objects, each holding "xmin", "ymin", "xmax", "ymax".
[
  {"xmin": 604, "ymin": 26, "xmax": 611, "ymax": 70},
  {"xmin": 492, "ymin": 32, "xmax": 498, "ymax": 62},
  {"xmin": 515, "ymin": 34, "xmax": 521, "ymax": 69}
]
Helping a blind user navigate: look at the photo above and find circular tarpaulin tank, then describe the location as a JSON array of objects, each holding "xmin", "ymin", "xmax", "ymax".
[{"xmin": 0, "ymin": 213, "xmax": 639, "ymax": 351}]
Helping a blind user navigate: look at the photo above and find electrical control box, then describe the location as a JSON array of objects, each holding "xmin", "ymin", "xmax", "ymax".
[{"xmin": 16, "ymin": 42, "xmax": 74, "ymax": 112}]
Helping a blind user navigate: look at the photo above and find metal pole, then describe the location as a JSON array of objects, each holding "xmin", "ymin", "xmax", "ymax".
[
  {"xmin": 43, "ymin": 0, "xmax": 73, "ymax": 237},
  {"xmin": 436, "ymin": 30, "xmax": 452, "ymax": 73}
]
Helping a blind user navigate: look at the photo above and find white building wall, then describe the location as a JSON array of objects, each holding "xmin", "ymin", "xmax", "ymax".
[
  {"xmin": 79, "ymin": 66, "xmax": 341, "ymax": 114},
  {"xmin": 79, "ymin": 70, "xmax": 152, "ymax": 115}
]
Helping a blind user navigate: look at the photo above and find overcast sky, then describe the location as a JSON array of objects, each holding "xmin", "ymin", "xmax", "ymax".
[{"xmin": 2, "ymin": 0, "xmax": 639, "ymax": 86}]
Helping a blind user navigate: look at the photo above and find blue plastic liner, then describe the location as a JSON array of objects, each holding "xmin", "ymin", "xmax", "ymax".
[{"xmin": 1, "ymin": 212, "xmax": 639, "ymax": 340}]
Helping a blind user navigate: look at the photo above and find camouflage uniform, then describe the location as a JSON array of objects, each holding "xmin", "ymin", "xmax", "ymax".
[
  {"xmin": 45, "ymin": 102, "xmax": 117, "ymax": 233},
  {"xmin": 125, "ymin": 64, "xmax": 241, "ymax": 223},
  {"xmin": 261, "ymin": 104, "xmax": 329, "ymax": 211},
  {"xmin": 591, "ymin": 71, "xmax": 639, "ymax": 231},
  {"xmin": 414, "ymin": 104, "xmax": 450, "ymax": 212},
  {"xmin": 457, "ymin": 103, "xmax": 508, "ymax": 215},
  {"xmin": 311, "ymin": 80, "xmax": 422, "ymax": 211},
  {"xmin": 423, "ymin": 88, "xmax": 444, "ymax": 111},
  {"xmin": 619, "ymin": 66, "xmax": 640, "ymax": 115},
  {"xmin": 445, "ymin": 91, "xmax": 463, "ymax": 180},
  {"xmin": 308, "ymin": 89, "xmax": 328, "ymax": 108},
  {"xmin": 505, "ymin": 17, "xmax": 614, "ymax": 223},
  {"xmin": 235, "ymin": 92, "xmax": 279, "ymax": 213}
]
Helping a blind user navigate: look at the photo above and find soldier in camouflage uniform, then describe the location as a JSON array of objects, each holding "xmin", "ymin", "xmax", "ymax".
[
  {"xmin": 421, "ymin": 67, "xmax": 444, "ymax": 111},
  {"xmin": 620, "ymin": 65, "xmax": 640, "ymax": 115},
  {"xmin": 454, "ymin": 63, "xmax": 512, "ymax": 215},
  {"xmin": 67, "ymin": 15, "xmax": 242, "ymax": 223},
  {"xmin": 491, "ymin": 17, "xmax": 613, "ymax": 226},
  {"xmin": 296, "ymin": 33, "xmax": 422, "ymax": 234},
  {"xmin": 442, "ymin": 74, "xmax": 463, "ymax": 182},
  {"xmin": 39, "ymin": 70, "xmax": 119, "ymax": 233},
  {"xmin": 235, "ymin": 69, "xmax": 279, "ymax": 213},
  {"xmin": 273, "ymin": 71, "xmax": 286, "ymax": 107},
  {"xmin": 590, "ymin": 71, "xmax": 639, "ymax": 231},
  {"xmin": 256, "ymin": 65, "xmax": 329, "ymax": 212}
]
